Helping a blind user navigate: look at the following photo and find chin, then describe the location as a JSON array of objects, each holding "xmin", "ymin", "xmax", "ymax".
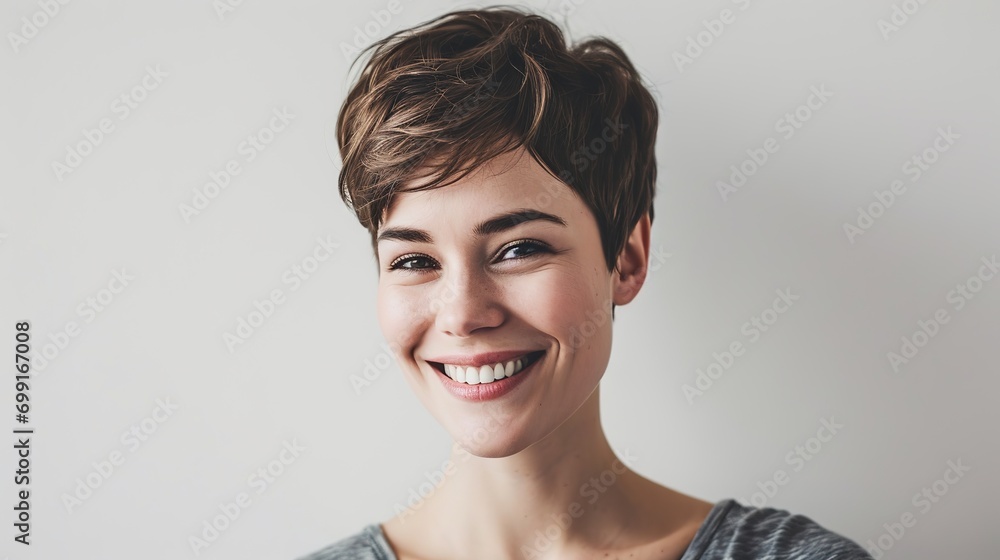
[
  {"xmin": 453, "ymin": 434, "xmax": 533, "ymax": 459},
  {"xmin": 443, "ymin": 411, "xmax": 537, "ymax": 459}
]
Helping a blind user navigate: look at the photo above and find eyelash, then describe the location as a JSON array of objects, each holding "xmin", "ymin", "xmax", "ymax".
[{"xmin": 387, "ymin": 239, "xmax": 551, "ymax": 273}]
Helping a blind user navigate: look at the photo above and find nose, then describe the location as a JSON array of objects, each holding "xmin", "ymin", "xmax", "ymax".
[{"xmin": 431, "ymin": 267, "xmax": 504, "ymax": 337}]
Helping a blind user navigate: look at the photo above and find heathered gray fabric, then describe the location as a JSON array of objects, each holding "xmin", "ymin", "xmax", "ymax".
[{"xmin": 296, "ymin": 498, "xmax": 873, "ymax": 559}]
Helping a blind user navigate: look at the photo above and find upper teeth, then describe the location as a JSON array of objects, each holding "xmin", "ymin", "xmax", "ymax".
[{"xmin": 443, "ymin": 355, "xmax": 530, "ymax": 385}]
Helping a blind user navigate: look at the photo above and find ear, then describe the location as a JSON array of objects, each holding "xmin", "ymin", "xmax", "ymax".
[{"xmin": 611, "ymin": 212, "xmax": 651, "ymax": 306}]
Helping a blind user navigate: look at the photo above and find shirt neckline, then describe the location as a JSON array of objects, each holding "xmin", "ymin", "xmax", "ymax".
[{"xmin": 365, "ymin": 498, "xmax": 737, "ymax": 560}]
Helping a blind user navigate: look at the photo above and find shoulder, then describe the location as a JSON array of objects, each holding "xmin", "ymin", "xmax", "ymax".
[
  {"xmin": 687, "ymin": 499, "xmax": 874, "ymax": 559},
  {"xmin": 294, "ymin": 524, "xmax": 392, "ymax": 560}
]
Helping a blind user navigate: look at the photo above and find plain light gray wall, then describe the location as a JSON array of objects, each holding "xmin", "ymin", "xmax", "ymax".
[{"xmin": 2, "ymin": 0, "xmax": 996, "ymax": 558}]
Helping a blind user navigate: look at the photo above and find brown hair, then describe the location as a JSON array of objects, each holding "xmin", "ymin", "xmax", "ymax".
[{"xmin": 336, "ymin": 5, "xmax": 659, "ymax": 274}]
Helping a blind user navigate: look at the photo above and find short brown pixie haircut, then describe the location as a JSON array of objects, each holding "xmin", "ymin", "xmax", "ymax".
[{"xmin": 336, "ymin": 5, "xmax": 659, "ymax": 275}]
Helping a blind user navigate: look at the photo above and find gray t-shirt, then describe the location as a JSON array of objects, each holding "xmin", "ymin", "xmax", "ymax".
[{"xmin": 296, "ymin": 498, "xmax": 873, "ymax": 559}]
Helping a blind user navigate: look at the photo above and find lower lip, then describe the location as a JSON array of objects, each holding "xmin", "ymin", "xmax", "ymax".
[{"xmin": 435, "ymin": 355, "xmax": 541, "ymax": 402}]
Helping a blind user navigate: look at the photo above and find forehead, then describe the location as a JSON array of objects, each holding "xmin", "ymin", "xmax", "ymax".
[{"xmin": 380, "ymin": 148, "xmax": 575, "ymax": 229}]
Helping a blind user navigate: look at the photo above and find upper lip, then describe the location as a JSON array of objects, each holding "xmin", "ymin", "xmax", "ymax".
[{"xmin": 426, "ymin": 350, "xmax": 542, "ymax": 368}]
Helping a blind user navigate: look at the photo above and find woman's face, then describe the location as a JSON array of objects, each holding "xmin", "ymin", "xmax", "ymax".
[{"xmin": 375, "ymin": 147, "xmax": 634, "ymax": 457}]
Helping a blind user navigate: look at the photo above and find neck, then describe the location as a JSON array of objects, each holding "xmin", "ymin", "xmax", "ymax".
[{"xmin": 399, "ymin": 386, "xmax": 653, "ymax": 558}]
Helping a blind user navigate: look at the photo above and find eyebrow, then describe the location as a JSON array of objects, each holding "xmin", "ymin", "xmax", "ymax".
[{"xmin": 376, "ymin": 208, "xmax": 567, "ymax": 244}]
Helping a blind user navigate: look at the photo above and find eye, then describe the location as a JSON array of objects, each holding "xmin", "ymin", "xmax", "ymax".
[
  {"xmin": 386, "ymin": 240, "xmax": 552, "ymax": 274},
  {"xmin": 387, "ymin": 253, "xmax": 439, "ymax": 273},
  {"xmin": 495, "ymin": 239, "xmax": 551, "ymax": 262}
]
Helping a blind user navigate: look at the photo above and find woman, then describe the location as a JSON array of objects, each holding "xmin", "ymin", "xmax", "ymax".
[{"xmin": 300, "ymin": 6, "xmax": 872, "ymax": 559}]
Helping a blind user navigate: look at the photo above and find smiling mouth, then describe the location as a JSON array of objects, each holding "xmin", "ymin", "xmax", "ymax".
[{"xmin": 429, "ymin": 350, "xmax": 545, "ymax": 385}]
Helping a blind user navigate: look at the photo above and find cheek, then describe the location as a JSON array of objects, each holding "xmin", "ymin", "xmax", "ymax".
[
  {"xmin": 516, "ymin": 267, "xmax": 610, "ymax": 349},
  {"xmin": 376, "ymin": 285, "xmax": 425, "ymax": 352}
]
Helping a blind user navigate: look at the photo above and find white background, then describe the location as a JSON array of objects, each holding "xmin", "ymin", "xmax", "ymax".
[{"xmin": 1, "ymin": 0, "xmax": 997, "ymax": 558}]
